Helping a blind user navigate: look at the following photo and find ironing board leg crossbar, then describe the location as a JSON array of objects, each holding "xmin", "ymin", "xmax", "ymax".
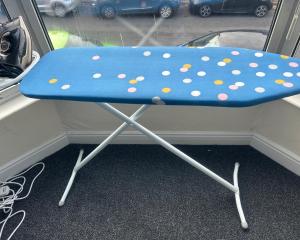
[{"xmin": 59, "ymin": 103, "xmax": 248, "ymax": 229}]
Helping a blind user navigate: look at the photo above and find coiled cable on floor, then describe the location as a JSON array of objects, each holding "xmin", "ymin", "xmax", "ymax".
[{"xmin": 0, "ymin": 162, "xmax": 45, "ymax": 240}]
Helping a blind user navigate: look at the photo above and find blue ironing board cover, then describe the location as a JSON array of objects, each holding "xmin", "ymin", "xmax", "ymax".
[{"xmin": 20, "ymin": 47, "xmax": 300, "ymax": 107}]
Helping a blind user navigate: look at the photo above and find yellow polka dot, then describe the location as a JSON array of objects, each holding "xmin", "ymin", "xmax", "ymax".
[
  {"xmin": 275, "ymin": 79, "xmax": 285, "ymax": 84},
  {"xmin": 214, "ymin": 80, "xmax": 224, "ymax": 85},
  {"xmin": 48, "ymin": 79, "xmax": 58, "ymax": 84},
  {"xmin": 223, "ymin": 58, "xmax": 232, "ymax": 63},
  {"xmin": 162, "ymin": 88, "xmax": 171, "ymax": 93},
  {"xmin": 129, "ymin": 79, "xmax": 138, "ymax": 84},
  {"xmin": 280, "ymin": 55, "xmax": 289, "ymax": 59},
  {"xmin": 183, "ymin": 64, "xmax": 192, "ymax": 69}
]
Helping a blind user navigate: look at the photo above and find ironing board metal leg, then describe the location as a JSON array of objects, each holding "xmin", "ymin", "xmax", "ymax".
[
  {"xmin": 77, "ymin": 105, "xmax": 150, "ymax": 171},
  {"xmin": 98, "ymin": 103, "xmax": 237, "ymax": 193},
  {"xmin": 59, "ymin": 149, "xmax": 84, "ymax": 206},
  {"xmin": 234, "ymin": 162, "xmax": 248, "ymax": 229},
  {"xmin": 98, "ymin": 103, "xmax": 248, "ymax": 228},
  {"xmin": 58, "ymin": 105, "xmax": 149, "ymax": 206}
]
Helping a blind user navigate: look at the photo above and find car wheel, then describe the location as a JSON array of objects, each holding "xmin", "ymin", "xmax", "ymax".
[
  {"xmin": 53, "ymin": 3, "xmax": 67, "ymax": 17},
  {"xmin": 254, "ymin": 5, "xmax": 268, "ymax": 17},
  {"xmin": 199, "ymin": 5, "xmax": 212, "ymax": 17},
  {"xmin": 159, "ymin": 5, "xmax": 173, "ymax": 18},
  {"xmin": 101, "ymin": 5, "xmax": 116, "ymax": 19}
]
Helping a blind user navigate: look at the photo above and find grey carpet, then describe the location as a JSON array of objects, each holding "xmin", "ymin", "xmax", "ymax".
[{"xmin": 5, "ymin": 145, "xmax": 300, "ymax": 239}]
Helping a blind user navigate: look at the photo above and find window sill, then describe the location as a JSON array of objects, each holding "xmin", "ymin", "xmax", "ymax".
[
  {"xmin": 283, "ymin": 94, "xmax": 300, "ymax": 108},
  {"xmin": 0, "ymin": 92, "xmax": 39, "ymax": 121}
]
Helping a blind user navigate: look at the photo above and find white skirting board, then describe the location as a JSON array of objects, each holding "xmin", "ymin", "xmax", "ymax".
[
  {"xmin": 67, "ymin": 130, "xmax": 253, "ymax": 145},
  {"xmin": 250, "ymin": 134, "xmax": 300, "ymax": 176},
  {"xmin": 0, "ymin": 131, "xmax": 299, "ymax": 180}
]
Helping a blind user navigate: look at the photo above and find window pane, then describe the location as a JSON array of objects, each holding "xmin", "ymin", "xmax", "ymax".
[
  {"xmin": 0, "ymin": 0, "xmax": 8, "ymax": 23},
  {"xmin": 34, "ymin": 0, "xmax": 280, "ymax": 50}
]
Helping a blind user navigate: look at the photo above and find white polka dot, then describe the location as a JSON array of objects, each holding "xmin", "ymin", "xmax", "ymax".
[
  {"xmin": 61, "ymin": 84, "xmax": 71, "ymax": 90},
  {"xmin": 256, "ymin": 72, "xmax": 266, "ymax": 77},
  {"xmin": 255, "ymin": 87, "xmax": 265, "ymax": 93},
  {"xmin": 255, "ymin": 52, "xmax": 264, "ymax": 57},
  {"xmin": 191, "ymin": 90, "xmax": 201, "ymax": 97},
  {"xmin": 183, "ymin": 78, "xmax": 192, "ymax": 84},
  {"xmin": 297, "ymin": 72, "xmax": 300, "ymax": 77},
  {"xmin": 92, "ymin": 55, "xmax": 100, "ymax": 60},
  {"xmin": 197, "ymin": 71, "xmax": 206, "ymax": 77},
  {"xmin": 218, "ymin": 61, "xmax": 226, "ymax": 67},
  {"xmin": 268, "ymin": 64, "xmax": 278, "ymax": 70},
  {"xmin": 162, "ymin": 71, "xmax": 170, "ymax": 76},
  {"xmin": 235, "ymin": 82, "xmax": 245, "ymax": 87},
  {"xmin": 118, "ymin": 74, "xmax": 126, "ymax": 79},
  {"xmin": 232, "ymin": 70, "xmax": 241, "ymax": 75},
  {"xmin": 136, "ymin": 76, "xmax": 144, "ymax": 81},
  {"xmin": 93, "ymin": 73, "xmax": 102, "ymax": 79},
  {"xmin": 283, "ymin": 72, "xmax": 293, "ymax": 77},
  {"xmin": 201, "ymin": 56, "xmax": 210, "ymax": 61},
  {"xmin": 143, "ymin": 51, "xmax": 151, "ymax": 56},
  {"xmin": 163, "ymin": 53, "xmax": 171, "ymax": 59}
]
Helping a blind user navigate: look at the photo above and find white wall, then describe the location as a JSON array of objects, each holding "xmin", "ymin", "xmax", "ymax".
[
  {"xmin": 0, "ymin": 100, "xmax": 66, "ymax": 179},
  {"xmin": 55, "ymin": 100, "xmax": 259, "ymax": 132},
  {"xmin": 1, "ymin": 97, "xmax": 300, "ymax": 179}
]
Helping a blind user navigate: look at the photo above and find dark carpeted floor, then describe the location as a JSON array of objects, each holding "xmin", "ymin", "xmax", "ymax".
[{"xmin": 6, "ymin": 145, "xmax": 300, "ymax": 240}]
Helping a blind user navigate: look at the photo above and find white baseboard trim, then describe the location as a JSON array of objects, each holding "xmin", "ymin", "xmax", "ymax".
[
  {"xmin": 1, "ymin": 131, "xmax": 300, "ymax": 180},
  {"xmin": 0, "ymin": 133, "xmax": 69, "ymax": 181},
  {"xmin": 251, "ymin": 134, "xmax": 300, "ymax": 176},
  {"xmin": 67, "ymin": 130, "xmax": 253, "ymax": 145}
]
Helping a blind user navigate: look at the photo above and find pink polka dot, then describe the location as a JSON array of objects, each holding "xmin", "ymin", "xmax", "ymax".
[
  {"xmin": 249, "ymin": 62, "xmax": 258, "ymax": 68},
  {"xmin": 229, "ymin": 85, "xmax": 239, "ymax": 90},
  {"xmin": 180, "ymin": 67, "xmax": 188, "ymax": 72},
  {"xmin": 283, "ymin": 82, "xmax": 294, "ymax": 88},
  {"xmin": 218, "ymin": 93, "xmax": 228, "ymax": 101},
  {"xmin": 128, "ymin": 87, "xmax": 137, "ymax": 93},
  {"xmin": 118, "ymin": 74, "xmax": 126, "ymax": 79},
  {"xmin": 231, "ymin": 51, "xmax": 240, "ymax": 56},
  {"xmin": 289, "ymin": 62, "xmax": 299, "ymax": 68}
]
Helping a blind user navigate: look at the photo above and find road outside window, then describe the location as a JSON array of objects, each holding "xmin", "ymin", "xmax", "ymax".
[{"xmin": 34, "ymin": 0, "xmax": 280, "ymax": 50}]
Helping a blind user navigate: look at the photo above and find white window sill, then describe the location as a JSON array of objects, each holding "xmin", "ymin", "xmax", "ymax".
[
  {"xmin": 0, "ymin": 91, "xmax": 38, "ymax": 121},
  {"xmin": 283, "ymin": 94, "xmax": 300, "ymax": 108}
]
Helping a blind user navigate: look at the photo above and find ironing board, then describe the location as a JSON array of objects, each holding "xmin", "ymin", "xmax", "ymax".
[{"xmin": 20, "ymin": 47, "xmax": 300, "ymax": 229}]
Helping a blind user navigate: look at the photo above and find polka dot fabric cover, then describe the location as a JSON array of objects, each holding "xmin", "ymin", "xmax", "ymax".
[{"xmin": 20, "ymin": 47, "xmax": 300, "ymax": 107}]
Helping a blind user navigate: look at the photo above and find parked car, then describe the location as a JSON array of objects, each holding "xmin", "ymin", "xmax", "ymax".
[
  {"xmin": 93, "ymin": 0, "xmax": 181, "ymax": 19},
  {"xmin": 181, "ymin": 29, "xmax": 268, "ymax": 50},
  {"xmin": 36, "ymin": 0, "xmax": 80, "ymax": 17},
  {"xmin": 189, "ymin": 0, "xmax": 273, "ymax": 17}
]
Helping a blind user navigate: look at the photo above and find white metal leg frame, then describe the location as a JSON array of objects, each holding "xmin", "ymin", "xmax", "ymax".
[{"xmin": 59, "ymin": 103, "xmax": 248, "ymax": 229}]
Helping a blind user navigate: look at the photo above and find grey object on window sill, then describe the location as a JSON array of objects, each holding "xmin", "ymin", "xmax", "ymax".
[{"xmin": 0, "ymin": 51, "xmax": 40, "ymax": 91}]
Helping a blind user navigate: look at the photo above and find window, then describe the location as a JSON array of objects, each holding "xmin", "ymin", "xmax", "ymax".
[
  {"xmin": 33, "ymin": 0, "xmax": 280, "ymax": 50},
  {"xmin": 0, "ymin": 0, "xmax": 8, "ymax": 23}
]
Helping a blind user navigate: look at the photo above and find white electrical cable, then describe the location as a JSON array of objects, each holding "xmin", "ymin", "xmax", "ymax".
[{"xmin": 0, "ymin": 162, "xmax": 45, "ymax": 240}]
